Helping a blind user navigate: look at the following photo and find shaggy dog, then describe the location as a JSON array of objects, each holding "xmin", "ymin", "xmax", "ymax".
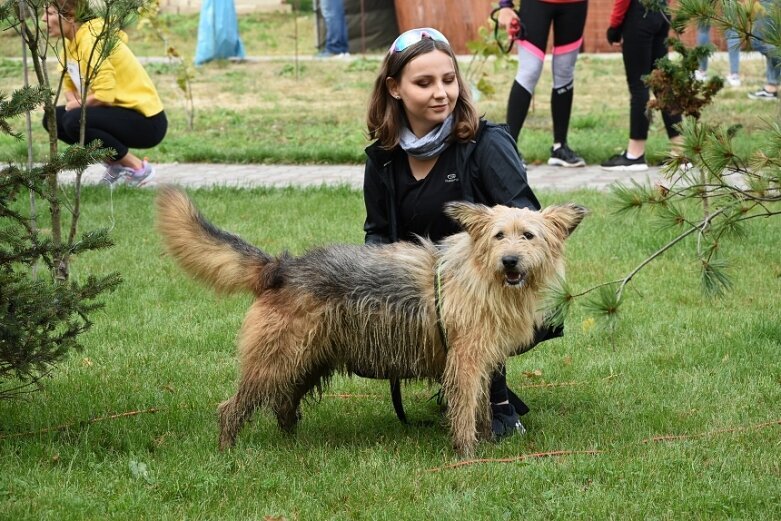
[{"xmin": 155, "ymin": 187, "xmax": 585, "ymax": 457}]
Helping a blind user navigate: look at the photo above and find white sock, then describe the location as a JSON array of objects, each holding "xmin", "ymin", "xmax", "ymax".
[{"xmin": 625, "ymin": 151, "xmax": 642, "ymax": 160}]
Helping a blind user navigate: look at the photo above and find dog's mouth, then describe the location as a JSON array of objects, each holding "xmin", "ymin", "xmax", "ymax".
[{"xmin": 504, "ymin": 270, "xmax": 527, "ymax": 287}]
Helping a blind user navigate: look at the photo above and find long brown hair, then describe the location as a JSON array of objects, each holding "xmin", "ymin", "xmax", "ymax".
[{"xmin": 366, "ymin": 37, "xmax": 480, "ymax": 149}]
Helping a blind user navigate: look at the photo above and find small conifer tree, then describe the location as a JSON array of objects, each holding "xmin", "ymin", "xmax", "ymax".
[{"xmin": 0, "ymin": 0, "xmax": 139, "ymax": 398}]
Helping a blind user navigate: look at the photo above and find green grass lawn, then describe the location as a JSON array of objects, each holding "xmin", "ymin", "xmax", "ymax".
[{"xmin": 1, "ymin": 186, "xmax": 779, "ymax": 520}]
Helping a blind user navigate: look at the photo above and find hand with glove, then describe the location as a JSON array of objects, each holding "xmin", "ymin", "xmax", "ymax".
[{"xmin": 606, "ymin": 26, "xmax": 622, "ymax": 45}]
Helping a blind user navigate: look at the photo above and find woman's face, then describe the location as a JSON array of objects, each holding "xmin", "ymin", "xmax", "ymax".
[
  {"xmin": 42, "ymin": 5, "xmax": 75, "ymax": 39},
  {"xmin": 387, "ymin": 49, "xmax": 459, "ymax": 138}
]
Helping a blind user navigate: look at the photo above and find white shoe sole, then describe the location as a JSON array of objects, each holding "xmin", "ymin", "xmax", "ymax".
[
  {"xmin": 547, "ymin": 157, "xmax": 586, "ymax": 167},
  {"xmin": 601, "ymin": 163, "xmax": 648, "ymax": 172}
]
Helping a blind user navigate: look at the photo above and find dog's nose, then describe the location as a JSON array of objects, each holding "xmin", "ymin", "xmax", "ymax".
[{"xmin": 501, "ymin": 256, "xmax": 518, "ymax": 269}]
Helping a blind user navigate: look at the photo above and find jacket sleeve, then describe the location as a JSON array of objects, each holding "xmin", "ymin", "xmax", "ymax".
[
  {"xmin": 472, "ymin": 125, "xmax": 541, "ymax": 211},
  {"xmin": 76, "ymin": 24, "xmax": 118, "ymax": 104},
  {"xmin": 609, "ymin": 0, "xmax": 631, "ymax": 28},
  {"xmin": 362, "ymin": 159, "xmax": 392, "ymax": 245}
]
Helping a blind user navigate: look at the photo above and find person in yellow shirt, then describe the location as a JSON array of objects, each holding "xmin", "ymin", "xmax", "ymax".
[{"xmin": 42, "ymin": 0, "xmax": 167, "ymax": 186}]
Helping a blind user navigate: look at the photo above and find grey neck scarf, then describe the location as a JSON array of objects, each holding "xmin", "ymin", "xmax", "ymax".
[{"xmin": 398, "ymin": 114, "xmax": 454, "ymax": 160}]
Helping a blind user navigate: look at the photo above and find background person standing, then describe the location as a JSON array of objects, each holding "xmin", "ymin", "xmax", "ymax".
[
  {"xmin": 496, "ymin": 0, "xmax": 589, "ymax": 168},
  {"xmin": 600, "ymin": 0, "xmax": 683, "ymax": 171},
  {"xmin": 318, "ymin": 0, "xmax": 349, "ymax": 57}
]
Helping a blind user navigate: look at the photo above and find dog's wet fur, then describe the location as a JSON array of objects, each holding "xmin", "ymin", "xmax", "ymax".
[{"xmin": 156, "ymin": 187, "xmax": 585, "ymax": 457}]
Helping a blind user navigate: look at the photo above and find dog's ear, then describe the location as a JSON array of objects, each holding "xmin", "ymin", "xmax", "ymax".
[
  {"xmin": 444, "ymin": 201, "xmax": 492, "ymax": 235},
  {"xmin": 541, "ymin": 204, "xmax": 588, "ymax": 239}
]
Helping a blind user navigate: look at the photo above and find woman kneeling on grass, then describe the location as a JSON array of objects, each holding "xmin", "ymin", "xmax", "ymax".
[
  {"xmin": 42, "ymin": 0, "xmax": 167, "ymax": 187},
  {"xmin": 362, "ymin": 27, "xmax": 563, "ymax": 439}
]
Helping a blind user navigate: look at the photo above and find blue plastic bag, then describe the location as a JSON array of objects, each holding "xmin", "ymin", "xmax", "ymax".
[{"xmin": 194, "ymin": 0, "xmax": 246, "ymax": 65}]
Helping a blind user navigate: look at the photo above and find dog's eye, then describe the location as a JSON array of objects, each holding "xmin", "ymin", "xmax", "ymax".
[
  {"xmin": 523, "ymin": 231, "xmax": 535, "ymax": 240},
  {"xmin": 494, "ymin": 232, "xmax": 505, "ymax": 240}
]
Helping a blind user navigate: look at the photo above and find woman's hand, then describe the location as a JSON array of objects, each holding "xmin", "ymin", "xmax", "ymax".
[
  {"xmin": 606, "ymin": 26, "xmax": 623, "ymax": 46},
  {"xmin": 497, "ymin": 7, "xmax": 520, "ymax": 33},
  {"xmin": 65, "ymin": 93, "xmax": 106, "ymax": 111},
  {"xmin": 64, "ymin": 91, "xmax": 81, "ymax": 111}
]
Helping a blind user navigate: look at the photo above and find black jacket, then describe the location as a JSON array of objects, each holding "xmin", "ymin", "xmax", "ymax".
[{"xmin": 362, "ymin": 120, "xmax": 541, "ymax": 244}]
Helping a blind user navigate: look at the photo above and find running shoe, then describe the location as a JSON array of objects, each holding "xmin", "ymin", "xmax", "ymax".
[
  {"xmin": 491, "ymin": 403, "xmax": 526, "ymax": 440},
  {"xmin": 726, "ymin": 74, "xmax": 741, "ymax": 88},
  {"xmin": 748, "ymin": 88, "xmax": 778, "ymax": 100},
  {"xmin": 548, "ymin": 144, "xmax": 586, "ymax": 167},
  {"xmin": 124, "ymin": 160, "xmax": 155, "ymax": 187},
  {"xmin": 99, "ymin": 163, "xmax": 125, "ymax": 186},
  {"xmin": 601, "ymin": 151, "xmax": 648, "ymax": 172}
]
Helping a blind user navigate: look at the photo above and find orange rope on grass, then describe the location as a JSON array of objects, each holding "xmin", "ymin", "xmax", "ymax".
[
  {"xmin": 0, "ymin": 407, "xmax": 162, "ymax": 439},
  {"xmin": 427, "ymin": 450, "xmax": 605, "ymax": 472},
  {"xmin": 642, "ymin": 418, "xmax": 781, "ymax": 443}
]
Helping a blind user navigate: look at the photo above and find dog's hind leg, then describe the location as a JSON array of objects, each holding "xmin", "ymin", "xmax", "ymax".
[
  {"xmin": 218, "ymin": 381, "xmax": 261, "ymax": 451},
  {"xmin": 273, "ymin": 364, "xmax": 332, "ymax": 433}
]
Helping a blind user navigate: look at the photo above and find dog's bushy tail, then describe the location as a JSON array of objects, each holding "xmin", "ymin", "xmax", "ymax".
[{"xmin": 155, "ymin": 186, "xmax": 272, "ymax": 295}]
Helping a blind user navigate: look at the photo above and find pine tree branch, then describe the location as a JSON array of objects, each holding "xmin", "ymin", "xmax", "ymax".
[{"xmin": 616, "ymin": 206, "xmax": 728, "ymax": 301}]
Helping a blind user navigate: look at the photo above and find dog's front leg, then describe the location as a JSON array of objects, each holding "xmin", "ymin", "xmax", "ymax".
[{"xmin": 442, "ymin": 346, "xmax": 483, "ymax": 458}]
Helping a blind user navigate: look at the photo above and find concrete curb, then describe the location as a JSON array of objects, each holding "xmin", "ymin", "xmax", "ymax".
[{"xmin": 59, "ymin": 162, "xmax": 665, "ymax": 191}]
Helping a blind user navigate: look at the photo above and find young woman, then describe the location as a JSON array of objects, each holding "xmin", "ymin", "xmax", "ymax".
[
  {"xmin": 601, "ymin": 0, "xmax": 683, "ymax": 171},
  {"xmin": 496, "ymin": 0, "xmax": 588, "ymax": 167},
  {"xmin": 363, "ymin": 27, "xmax": 562, "ymax": 439},
  {"xmin": 42, "ymin": 0, "xmax": 167, "ymax": 186}
]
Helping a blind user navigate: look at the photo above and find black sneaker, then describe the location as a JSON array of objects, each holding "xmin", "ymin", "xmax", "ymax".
[
  {"xmin": 491, "ymin": 403, "xmax": 526, "ymax": 440},
  {"xmin": 601, "ymin": 151, "xmax": 648, "ymax": 172},
  {"xmin": 548, "ymin": 144, "xmax": 586, "ymax": 167},
  {"xmin": 747, "ymin": 88, "xmax": 778, "ymax": 101}
]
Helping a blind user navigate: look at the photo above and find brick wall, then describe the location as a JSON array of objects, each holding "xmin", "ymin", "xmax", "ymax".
[{"xmin": 392, "ymin": 0, "xmax": 729, "ymax": 55}]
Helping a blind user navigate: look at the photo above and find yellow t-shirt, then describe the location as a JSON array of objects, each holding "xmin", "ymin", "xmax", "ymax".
[{"xmin": 62, "ymin": 18, "xmax": 164, "ymax": 117}]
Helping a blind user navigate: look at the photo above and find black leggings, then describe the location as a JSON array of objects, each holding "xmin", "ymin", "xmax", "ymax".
[
  {"xmin": 507, "ymin": 0, "xmax": 587, "ymax": 143},
  {"xmin": 620, "ymin": 0, "xmax": 681, "ymax": 140},
  {"xmin": 43, "ymin": 106, "xmax": 168, "ymax": 161}
]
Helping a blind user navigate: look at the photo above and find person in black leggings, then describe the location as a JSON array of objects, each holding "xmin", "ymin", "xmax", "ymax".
[
  {"xmin": 42, "ymin": 0, "xmax": 167, "ymax": 187},
  {"xmin": 497, "ymin": 0, "xmax": 588, "ymax": 167},
  {"xmin": 49, "ymin": 105, "xmax": 167, "ymax": 171},
  {"xmin": 601, "ymin": 0, "xmax": 683, "ymax": 171}
]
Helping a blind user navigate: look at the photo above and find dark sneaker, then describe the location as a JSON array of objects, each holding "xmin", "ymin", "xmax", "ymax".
[
  {"xmin": 601, "ymin": 151, "xmax": 648, "ymax": 172},
  {"xmin": 548, "ymin": 144, "xmax": 586, "ymax": 167},
  {"xmin": 491, "ymin": 403, "xmax": 526, "ymax": 440},
  {"xmin": 747, "ymin": 88, "xmax": 778, "ymax": 101}
]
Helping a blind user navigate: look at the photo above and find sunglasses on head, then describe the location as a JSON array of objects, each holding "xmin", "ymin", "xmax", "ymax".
[{"xmin": 389, "ymin": 27, "xmax": 450, "ymax": 54}]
